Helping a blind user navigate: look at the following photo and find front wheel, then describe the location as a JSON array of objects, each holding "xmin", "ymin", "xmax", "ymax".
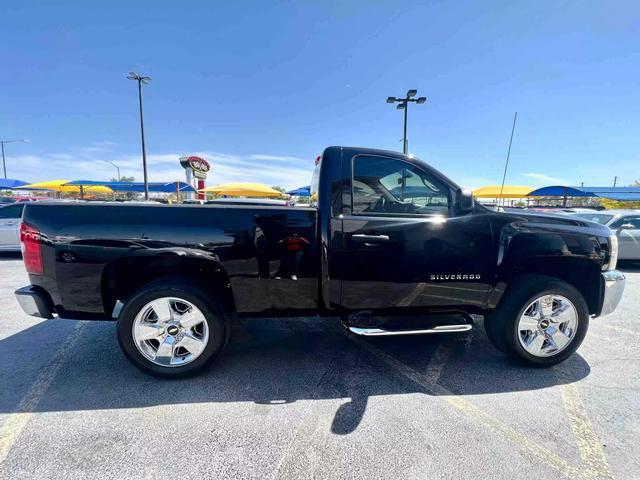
[
  {"xmin": 117, "ymin": 280, "xmax": 229, "ymax": 378},
  {"xmin": 485, "ymin": 275, "xmax": 589, "ymax": 367}
]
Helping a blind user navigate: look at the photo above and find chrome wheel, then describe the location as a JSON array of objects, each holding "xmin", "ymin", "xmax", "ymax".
[
  {"xmin": 132, "ymin": 297, "xmax": 209, "ymax": 367},
  {"xmin": 517, "ymin": 294, "xmax": 578, "ymax": 357}
]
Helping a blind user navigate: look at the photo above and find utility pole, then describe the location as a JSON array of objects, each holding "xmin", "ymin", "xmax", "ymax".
[
  {"xmin": 386, "ymin": 89, "xmax": 427, "ymax": 154},
  {"xmin": 613, "ymin": 176, "xmax": 618, "ymax": 187},
  {"xmin": 127, "ymin": 72, "xmax": 151, "ymax": 199},
  {"xmin": 1, "ymin": 139, "xmax": 28, "ymax": 179}
]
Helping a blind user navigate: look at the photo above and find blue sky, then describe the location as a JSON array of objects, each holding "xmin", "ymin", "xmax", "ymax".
[{"xmin": 1, "ymin": 1, "xmax": 638, "ymax": 189}]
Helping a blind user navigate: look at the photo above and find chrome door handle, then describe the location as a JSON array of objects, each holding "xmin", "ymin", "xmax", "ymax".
[
  {"xmin": 351, "ymin": 234, "xmax": 390, "ymax": 242},
  {"xmin": 6, "ymin": 221, "xmax": 17, "ymax": 226}
]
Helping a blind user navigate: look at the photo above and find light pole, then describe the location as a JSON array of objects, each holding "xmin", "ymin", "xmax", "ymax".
[
  {"xmin": 127, "ymin": 72, "xmax": 151, "ymax": 199},
  {"xmin": 386, "ymin": 89, "xmax": 426, "ymax": 154},
  {"xmin": 1, "ymin": 139, "xmax": 28, "ymax": 179},
  {"xmin": 103, "ymin": 160, "xmax": 120, "ymax": 181}
]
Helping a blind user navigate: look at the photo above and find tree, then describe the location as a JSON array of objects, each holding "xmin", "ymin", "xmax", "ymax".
[
  {"xmin": 110, "ymin": 176, "xmax": 135, "ymax": 182},
  {"xmin": 632, "ymin": 180, "xmax": 640, "ymax": 187},
  {"xmin": 271, "ymin": 185, "xmax": 287, "ymax": 194}
]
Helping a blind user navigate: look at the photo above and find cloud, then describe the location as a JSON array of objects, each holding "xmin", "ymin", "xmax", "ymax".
[
  {"xmin": 9, "ymin": 147, "xmax": 314, "ymax": 189},
  {"xmin": 522, "ymin": 172, "xmax": 569, "ymax": 185}
]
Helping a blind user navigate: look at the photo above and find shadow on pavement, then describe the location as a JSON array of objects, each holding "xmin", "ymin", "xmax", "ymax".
[
  {"xmin": 618, "ymin": 260, "xmax": 640, "ymax": 273},
  {"xmin": 0, "ymin": 252, "xmax": 21, "ymax": 261},
  {"xmin": 0, "ymin": 316, "xmax": 590, "ymax": 435}
]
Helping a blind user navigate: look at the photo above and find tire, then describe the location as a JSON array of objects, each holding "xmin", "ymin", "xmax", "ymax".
[
  {"xmin": 485, "ymin": 275, "xmax": 589, "ymax": 367},
  {"xmin": 483, "ymin": 311, "xmax": 508, "ymax": 353},
  {"xmin": 117, "ymin": 279, "xmax": 229, "ymax": 378}
]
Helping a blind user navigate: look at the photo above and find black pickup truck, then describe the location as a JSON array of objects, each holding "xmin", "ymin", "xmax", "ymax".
[{"xmin": 15, "ymin": 146, "xmax": 625, "ymax": 377}]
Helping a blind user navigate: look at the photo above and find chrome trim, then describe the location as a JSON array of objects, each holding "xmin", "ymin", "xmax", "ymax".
[
  {"xmin": 14, "ymin": 285, "xmax": 53, "ymax": 319},
  {"xmin": 347, "ymin": 323, "xmax": 472, "ymax": 336},
  {"xmin": 352, "ymin": 234, "xmax": 390, "ymax": 242},
  {"xmin": 599, "ymin": 270, "xmax": 625, "ymax": 317},
  {"xmin": 112, "ymin": 300, "xmax": 124, "ymax": 318}
]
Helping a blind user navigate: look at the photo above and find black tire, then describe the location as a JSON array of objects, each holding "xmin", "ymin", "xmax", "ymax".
[
  {"xmin": 117, "ymin": 279, "xmax": 229, "ymax": 378},
  {"xmin": 483, "ymin": 311, "xmax": 508, "ymax": 353},
  {"xmin": 485, "ymin": 274, "xmax": 589, "ymax": 367}
]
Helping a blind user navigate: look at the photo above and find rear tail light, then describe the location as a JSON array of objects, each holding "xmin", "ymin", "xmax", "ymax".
[{"xmin": 20, "ymin": 222, "xmax": 43, "ymax": 275}]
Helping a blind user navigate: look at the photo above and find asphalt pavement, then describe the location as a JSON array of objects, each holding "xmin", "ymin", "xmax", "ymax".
[{"xmin": 0, "ymin": 253, "xmax": 638, "ymax": 479}]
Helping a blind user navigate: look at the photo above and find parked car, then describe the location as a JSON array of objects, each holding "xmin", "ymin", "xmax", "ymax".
[
  {"xmin": 15, "ymin": 146, "xmax": 625, "ymax": 377},
  {"xmin": 0, "ymin": 202, "xmax": 25, "ymax": 251},
  {"xmin": 573, "ymin": 210, "xmax": 640, "ymax": 260}
]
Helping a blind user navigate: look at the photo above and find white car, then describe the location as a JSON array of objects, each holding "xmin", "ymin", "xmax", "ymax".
[
  {"xmin": 574, "ymin": 210, "xmax": 640, "ymax": 261},
  {"xmin": 0, "ymin": 203, "xmax": 25, "ymax": 252}
]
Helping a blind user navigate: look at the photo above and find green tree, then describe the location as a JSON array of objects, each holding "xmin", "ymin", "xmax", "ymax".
[{"xmin": 110, "ymin": 176, "xmax": 135, "ymax": 182}]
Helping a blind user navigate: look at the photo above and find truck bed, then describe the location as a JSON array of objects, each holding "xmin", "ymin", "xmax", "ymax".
[{"xmin": 22, "ymin": 202, "xmax": 320, "ymax": 318}]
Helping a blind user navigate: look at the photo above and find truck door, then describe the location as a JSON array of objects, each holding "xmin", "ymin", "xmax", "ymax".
[{"xmin": 336, "ymin": 154, "xmax": 494, "ymax": 311}]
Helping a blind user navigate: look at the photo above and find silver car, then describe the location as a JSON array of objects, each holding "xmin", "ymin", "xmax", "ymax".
[
  {"xmin": 575, "ymin": 210, "xmax": 640, "ymax": 260},
  {"xmin": 0, "ymin": 203, "xmax": 25, "ymax": 252}
]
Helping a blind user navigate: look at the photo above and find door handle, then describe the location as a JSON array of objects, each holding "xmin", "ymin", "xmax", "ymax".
[
  {"xmin": 6, "ymin": 221, "xmax": 17, "ymax": 226},
  {"xmin": 351, "ymin": 234, "xmax": 390, "ymax": 243}
]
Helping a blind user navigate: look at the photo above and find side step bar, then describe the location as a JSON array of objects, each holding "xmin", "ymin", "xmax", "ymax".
[{"xmin": 345, "ymin": 323, "xmax": 473, "ymax": 337}]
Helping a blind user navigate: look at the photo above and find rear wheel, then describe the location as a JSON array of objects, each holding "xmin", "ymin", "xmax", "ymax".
[
  {"xmin": 484, "ymin": 275, "xmax": 589, "ymax": 366},
  {"xmin": 117, "ymin": 280, "xmax": 228, "ymax": 378}
]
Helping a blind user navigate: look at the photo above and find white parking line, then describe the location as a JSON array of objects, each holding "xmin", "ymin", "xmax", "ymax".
[
  {"xmin": 423, "ymin": 344, "xmax": 450, "ymax": 384},
  {"xmin": 0, "ymin": 322, "xmax": 85, "ymax": 464}
]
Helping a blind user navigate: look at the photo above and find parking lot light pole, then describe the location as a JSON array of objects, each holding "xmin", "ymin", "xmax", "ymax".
[
  {"xmin": 386, "ymin": 90, "xmax": 427, "ymax": 154},
  {"xmin": 1, "ymin": 139, "xmax": 28, "ymax": 179},
  {"xmin": 127, "ymin": 72, "xmax": 151, "ymax": 199},
  {"xmin": 103, "ymin": 160, "xmax": 120, "ymax": 181}
]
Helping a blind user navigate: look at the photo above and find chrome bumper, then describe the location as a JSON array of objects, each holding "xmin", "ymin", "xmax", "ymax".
[
  {"xmin": 599, "ymin": 270, "xmax": 625, "ymax": 317},
  {"xmin": 15, "ymin": 285, "xmax": 54, "ymax": 319}
]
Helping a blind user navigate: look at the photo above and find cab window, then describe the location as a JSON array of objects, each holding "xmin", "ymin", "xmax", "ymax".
[{"xmin": 351, "ymin": 155, "xmax": 450, "ymax": 216}]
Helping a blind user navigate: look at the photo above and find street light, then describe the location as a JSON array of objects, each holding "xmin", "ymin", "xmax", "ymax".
[
  {"xmin": 127, "ymin": 71, "xmax": 151, "ymax": 199},
  {"xmin": 103, "ymin": 160, "xmax": 120, "ymax": 181},
  {"xmin": 385, "ymin": 89, "xmax": 427, "ymax": 154},
  {"xmin": 1, "ymin": 139, "xmax": 28, "ymax": 179}
]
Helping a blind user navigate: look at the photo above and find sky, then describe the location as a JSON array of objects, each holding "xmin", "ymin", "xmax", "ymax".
[{"xmin": 0, "ymin": 1, "xmax": 638, "ymax": 190}]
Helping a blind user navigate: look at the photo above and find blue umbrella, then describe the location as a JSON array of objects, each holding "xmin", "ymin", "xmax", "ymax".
[
  {"xmin": 0, "ymin": 178, "xmax": 28, "ymax": 189},
  {"xmin": 286, "ymin": 185, "xmax": 311, "ymax": 196}
]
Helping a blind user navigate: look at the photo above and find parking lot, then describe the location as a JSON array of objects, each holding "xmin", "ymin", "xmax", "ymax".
[{"xmin": 0, "ymin": 254, "xmax": 638, "ymax": 480}]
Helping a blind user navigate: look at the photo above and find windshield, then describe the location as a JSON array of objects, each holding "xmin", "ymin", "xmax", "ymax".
[{"xmin": 576, "ymin": 213, "xmax": 614, "ymax": 225}]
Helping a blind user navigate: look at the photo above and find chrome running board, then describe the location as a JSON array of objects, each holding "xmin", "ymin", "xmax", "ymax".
[{"xmin": 346, "ymin": 323, "xmax": 472, "ymax": 337}]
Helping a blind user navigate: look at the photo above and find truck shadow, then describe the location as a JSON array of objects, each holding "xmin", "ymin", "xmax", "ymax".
[
  {"xmin": 618, "ymin": 260, "xmax": 640, "ymax": 272},
  {"xmin": 0, "ymin": 316, "xmax": 590, "ymax": 435}
]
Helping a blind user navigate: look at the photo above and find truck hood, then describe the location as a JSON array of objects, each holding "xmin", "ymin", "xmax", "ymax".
[{"xmin": 496, "ymin": 210, "xmax": 612, "ymax": 236}]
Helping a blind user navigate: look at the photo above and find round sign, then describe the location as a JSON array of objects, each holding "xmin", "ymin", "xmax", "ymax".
[{"xmin": 180, "ymin": 156, "xmax": 210, "ymax": 179}]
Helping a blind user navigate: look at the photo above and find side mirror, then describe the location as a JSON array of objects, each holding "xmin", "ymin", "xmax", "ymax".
[{"xmin": 456, "ymin": 188, "xmax": 474, "ymax": 215}]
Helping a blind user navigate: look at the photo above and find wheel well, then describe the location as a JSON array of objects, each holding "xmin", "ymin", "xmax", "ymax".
[
  {"xmin": 508, "ymin": 257, "xmax": 601, "ymax": 314},
  {"xmin": 101, "ymin": 255, "xmax": 234, "ymax": 317}
]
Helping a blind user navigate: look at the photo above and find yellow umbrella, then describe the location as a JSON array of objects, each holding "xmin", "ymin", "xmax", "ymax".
[
  {"xmin": 200, "ymin": 182, "xmax": 285, "ymax": 198},
  {"xmin": 472, "ymin": 185, "xmax": 533, "ymax": 199},
  {"xmin": 19, "ymin": 180, "xmax": 112, "ymax": 193}
]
